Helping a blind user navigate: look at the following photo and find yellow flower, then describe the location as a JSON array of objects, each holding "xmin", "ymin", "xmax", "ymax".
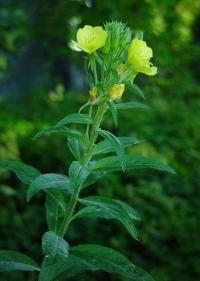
[
  {"xmin": 127, "ymin": 39, "xmax": 157, "ymax": 76},
  {"xmin": 77, "ymin": 25, "xmax": 107, "ymax": 54},
  {"xmin": 108, "ymin": 84, "xmax": 125, "ymax": 100},
  {"xmin": 89, "ymin": 87, "xmax": 97, "ymax": 101}
]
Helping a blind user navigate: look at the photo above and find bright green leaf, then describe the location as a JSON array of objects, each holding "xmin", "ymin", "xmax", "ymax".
[
  {"xmin": 0, "ymin": 160, "xmax": 40, "ymax": 185},
  {"xmin": 0, "ymin": 250, "xmax": 40, "ymax": 272}
]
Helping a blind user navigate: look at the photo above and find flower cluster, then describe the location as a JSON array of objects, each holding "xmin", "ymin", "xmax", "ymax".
[{"xmin": 75, "ymin": 21, "xmax": 157, "ymax": 102}]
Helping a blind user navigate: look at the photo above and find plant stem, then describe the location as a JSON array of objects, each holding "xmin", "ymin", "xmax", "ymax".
[{"xmin": 60, "ymin": 101, "xmax": 107, "ymax": 237}]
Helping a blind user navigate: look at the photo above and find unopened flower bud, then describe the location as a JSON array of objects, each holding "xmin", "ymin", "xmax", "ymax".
[
  {"xmin": 107, "ymin": 84, "xmax": 125, "ymax": 101},
  {"xmin": 89, "ymin": 87, "xmax": 97, "ymax": 101}
]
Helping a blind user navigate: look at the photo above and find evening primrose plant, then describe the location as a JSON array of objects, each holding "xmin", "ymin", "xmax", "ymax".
[{"xmin": 0, "ymin": 21, "xmax": 174, "ymax": 281}]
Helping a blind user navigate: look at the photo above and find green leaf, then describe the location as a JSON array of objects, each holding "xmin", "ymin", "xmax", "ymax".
[
  {"xmin": 69, "ymin": 244, "xmax": 155, "ymax": 281},
  {"xmin": 42, "ymin": 231, "xmax": 69, "ymax": 259},
  {"xmin": 76, "ymin": 196, "xmax": 139, "ymax": 239},
  {"xmin": 39, "ymin": 232, "xmax": 69, "ymax": 281},
  {"xmin": 69, "ymin": 161, "xmax": 90, "ymax": 190},
  {"xmin": 107, "ymin": 100, "xmax": 118, "ymax": 127},
  {"xmin": 92, "ymin": 155, "xmax": 176, "ymax": 174},
  {"xmin": 116, "ymin": 101, "xmax": 150, "ymax": 110},
  {"xmin": 82, "ymin": 171, "xmax": 106, "ymax": 189},
  {"xmin": 0, "ymin": 160, "xmax": 40, "ymax": 185},
  {"xmin": 56, "ymin": 113, "xmax": 93, "ymax": 127},
  {"xmin": 93, "ymin": 136, "xmax": 139, "ymax": 156},
  {"xmin": 39, "ymin": 244, "xmax": 155, "ymax": 281},
  {"xmin": 27, "ymin": 173, "xmax": 72, "ymax": 201},
  {"xmin": 68, "ymin": 137, "xmax": 83, "ymax": 161},
  {"xmin": 33, "ymin": 126, "xmax": 83, "ymax": 141},
  {"xmin": 45, "ymin": 190, "xmax": 66, "ymax": 234},
  {"xmin": 0, "ymin": 250, "xmax": 40, "ymax": 272},
  {"xmin": 131, "ymin": 83, "xmax": 145, "ymax": 99},
  {"xmin": 98, "ymin": 130, "xmax": 125, "ymax": 172}
]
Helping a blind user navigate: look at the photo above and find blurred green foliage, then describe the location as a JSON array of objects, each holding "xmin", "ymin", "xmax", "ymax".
[{"xmin": 0, "ymin": 0, "xmax": 200, "ymax": 281}]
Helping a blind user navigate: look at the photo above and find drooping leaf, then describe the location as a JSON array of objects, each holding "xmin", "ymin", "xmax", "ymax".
[
  {"xmin": 27, "ymin": 173, "xmax": 72, "ymax": 201},
  {"xmin": 0, "ymin": 160, "xmax": 40, "ymax": 185},
  {"xmin": 93, "ymin": 136, "xmax": 139, "ymax": 156},
  {"xmin": 33, "ymin": 126, "xmax": 83, "ymax": 141},
  {"xmin": 39, "ymin": 232, "xmax": 69, "ymax": 281},
  {"xmin": 107, "ymin": 100, "xmax": 118, "ymax": 127},
  {"xmin": 0, "ymin": 250, "xmax": 40, "ymax": 272},
  {"xmin": 56, "ymin": 113, "xmax": 93, "ymax": 127},
  {"xmin": 45, "ymin": 190, "xmax": 66, "ymax": 234},
  {"xmin": 67, "ymin": 137, "xmax": 83, "ymax": 162},
  {"xmin": 98, "ymin": 130, "xmax": 125, "ymax": 172},
  {"xmin": 39, "ymin": 244, "xmax": 155, "ymax": 281},
  {"xmin": 116, "ymin": 101, "xmax": 150, "ymax": 110},
  {"xmin": 69, "ymin": 161, "xmax": 90, "ymax": 191},
  {"xmin": 76, "ymin": 196, "xmax": 139, "ymax": 239},
  {"xmin": 69, "ymin": 244, "xmax": 155, "ymax": 281},
  {"xmin": 92, "ymin": 155, "xmax": 176, "ymax": 174}
]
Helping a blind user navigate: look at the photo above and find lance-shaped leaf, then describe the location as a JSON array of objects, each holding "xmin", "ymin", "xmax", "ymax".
[
  {"xmin": 92, "ymin": 155, "xmax": 176, "ymax": 174},
  {"xmin": 75, "ymin": 196, "xmax": 139, "ymax": 239},
  {"xmin": 45, "ymin": 190, "xmax": 66, "ymax": 234},
  {"xmin": 68, "ymin": 244, "xmax": 155, "ymax": 281},
  {"xmin": 68, "ymin": 137, "xmax": 83, "ymax": 162},
  {"xmin": 93, "ymin": 136, "xmax": 139, "ymax": 156},
  {"xmin": 39, "ymin": 232, "xmax": 69, "ymax": 281},
  {"xmin": 33, "ymin": 126, "xmax": 83, "ymax": 141},
  {"xmin": 56, "ymin": 113, "xmax": 93, "ymax": 127},
  {"xmin": 0, "ymin": 250, "xmax": 40, "ymax": 272},
  {"xmin": 116, "ymin": 101, "xmax": 150, "ymax": 110},
  {"xmin": 98, "ymin": 130, "xmax": 126, "ymax": 172},
  {"xmin": 0, "ymin": 160, "xmax": 40, "ymax": 185},
  {"xmin": 27, "ymin": 173, "xmax": 72, "ymax": 201},
  {"xmin": 107, "ymin": 100, "xmax": 118, "ymax": 127},
  {"xmin": 69, "ymin": 161, "xmax": 90, "ymax": 191}
]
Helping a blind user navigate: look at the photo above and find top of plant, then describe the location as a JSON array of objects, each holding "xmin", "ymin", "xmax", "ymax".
[{"xmin": 75, "ymin": 21, "xmax": 157, "ymax": 102}]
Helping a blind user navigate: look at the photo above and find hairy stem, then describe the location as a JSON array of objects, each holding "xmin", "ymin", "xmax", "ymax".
[{"xmin": 60, "ymin": 102, "xmax": 107, "ymax": 237}]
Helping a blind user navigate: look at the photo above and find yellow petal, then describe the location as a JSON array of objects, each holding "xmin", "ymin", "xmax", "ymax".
[
  {"xmin": 127, "ymin": 39, "xmax": 153, "ymax": 66},
  {"xmin": 137, "ymin": 65, "xmax": 158, "ymax": 76},
  {"xmin": 77, "ymin": 25, "xmax": 107, "ymax": 54}
]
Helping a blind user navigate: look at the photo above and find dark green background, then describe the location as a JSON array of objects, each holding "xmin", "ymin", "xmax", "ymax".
[{"xmin": 0, "ymin": 0, "xmax": 200, "ymax": 280}]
